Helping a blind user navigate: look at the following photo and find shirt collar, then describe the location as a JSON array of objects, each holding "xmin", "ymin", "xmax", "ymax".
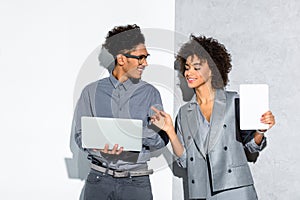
[
  {"xmin": 108, "ymin": 74, "xmax": 138, "ymax": 90},
  {"xmin": 109, "ymin": 74, "xmax": 120, "ymax": 88}
]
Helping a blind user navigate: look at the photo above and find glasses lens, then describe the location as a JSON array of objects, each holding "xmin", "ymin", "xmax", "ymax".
[
  {"xmin": 138, "ymin": 55, "xmax": 149, "ymax": 64},
  {"xmin": 138, "ymin": 56, "xmax": 146, "ymax": 64}
]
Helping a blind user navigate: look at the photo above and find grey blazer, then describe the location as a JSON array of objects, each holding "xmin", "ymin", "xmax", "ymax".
[{"xmin": 176, "ymin": 89, "xmax": 266, "ymax": 198}]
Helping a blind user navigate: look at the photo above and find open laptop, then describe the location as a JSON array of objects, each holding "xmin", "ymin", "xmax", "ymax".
[{"xmin": 81, "ymin": 116, "xmax": 143, "ymax": 151}]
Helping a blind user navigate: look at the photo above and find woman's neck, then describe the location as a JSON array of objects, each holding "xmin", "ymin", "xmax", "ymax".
[{"xmin": 195, "ymin": 85, "xmax": 215, "ymax": 105}]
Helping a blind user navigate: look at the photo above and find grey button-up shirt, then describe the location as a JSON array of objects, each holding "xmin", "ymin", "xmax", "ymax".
[{"xmin": 73, "ymin": 75, "xmax": 168, "ymax": 170}]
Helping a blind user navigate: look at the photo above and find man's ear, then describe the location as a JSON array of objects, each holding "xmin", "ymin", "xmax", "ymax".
[{"xmin": 116, "ymin": 54, "xmax": 125, "ymax": 66}]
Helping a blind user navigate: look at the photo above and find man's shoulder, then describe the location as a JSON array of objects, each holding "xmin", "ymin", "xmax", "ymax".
[
  {"xmin": 83, "ymin": 77, "xmax": 109, "ymax": 91},
  {"xmin": 79, "ymin": 79, "xmax": 105, "ymax": 97},
  {"xmin": 138, "ymin": 80, "xmax": 159, "ymax": 92},
  {"xmin": 82, "ymin": 80, "xmax": 98, "ymax": 92}
]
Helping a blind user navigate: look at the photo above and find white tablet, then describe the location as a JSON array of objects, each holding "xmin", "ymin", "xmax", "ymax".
[
  {"xmin": 239, "ymin": 84, "xmax": 269, "ymax": 130},
  {"xmin": 81, "ymin": 117, "xmax": 143, "ymax": 151}
]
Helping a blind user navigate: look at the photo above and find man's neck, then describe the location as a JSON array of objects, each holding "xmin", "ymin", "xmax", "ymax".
[{"xmin": 112, "ymin": 67, "xmax": 128, "ymax": 83}]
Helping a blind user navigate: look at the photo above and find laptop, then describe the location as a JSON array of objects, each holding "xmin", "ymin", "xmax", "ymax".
[{"xmin": 81, "ymin": 116, "xmax": 143, "ymax": 151}]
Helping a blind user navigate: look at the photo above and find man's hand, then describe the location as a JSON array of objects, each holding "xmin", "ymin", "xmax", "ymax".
[{"xmin": 93, "ymin": 144, "xmax": 124, "ymax": 155}]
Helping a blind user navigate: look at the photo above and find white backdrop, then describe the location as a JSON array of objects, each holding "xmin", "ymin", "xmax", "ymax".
[
  {"xmin": 3, "ymin": 1, "xmax": 295, "ymax": 200},
  {"xmin": 0, "ymin": 1, "xmax": 175, "ymax": 199}
]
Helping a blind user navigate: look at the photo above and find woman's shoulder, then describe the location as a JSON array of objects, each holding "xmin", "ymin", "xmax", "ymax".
[
  {"xmin": 225, "ymin": 90, "xmax": 239, "ymax": 98},
  {"xmin": 177, "ymin": 101, "xmax": 194, "ymax": 116}
]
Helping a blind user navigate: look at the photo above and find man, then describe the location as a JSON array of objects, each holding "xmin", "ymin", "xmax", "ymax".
[{"xmin": 72, "ymin": 24, "xmax": 168, "ymax": 200}]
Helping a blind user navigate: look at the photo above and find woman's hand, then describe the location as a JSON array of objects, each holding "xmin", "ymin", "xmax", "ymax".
[
  {"xmin": 260, "ymin": 110, "xmax": 276, "ymax": 130},
  {"xmin": 254, "ymin": 110, "xmax": 275, "ymax": 145},
  {"xmin": 150, "ymin": 106, "xmax": 174, "ymax": 133},
  {"xmin": 150, "ymin": 106, "xmax": 184, "ymax": 157}
]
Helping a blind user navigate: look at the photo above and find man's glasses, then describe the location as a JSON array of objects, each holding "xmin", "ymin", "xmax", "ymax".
[{"xmin": 123, "ymin": 53, "xmax": 150, "ymax": 65}]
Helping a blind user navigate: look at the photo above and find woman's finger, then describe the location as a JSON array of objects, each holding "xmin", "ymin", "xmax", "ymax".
[{"xmin": 151, "ymin": 106, "xmax": 160, "ymax": 114}]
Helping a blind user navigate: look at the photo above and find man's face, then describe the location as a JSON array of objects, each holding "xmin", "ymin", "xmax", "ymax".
[{"xmin": 121, "ymin": 43, "xmax": 149, "ymax": 80}]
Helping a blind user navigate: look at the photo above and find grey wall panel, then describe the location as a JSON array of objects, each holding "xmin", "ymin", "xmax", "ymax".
[{"xmin": 174, "ymin": 0, "xmax": 300, "ymax": 199}]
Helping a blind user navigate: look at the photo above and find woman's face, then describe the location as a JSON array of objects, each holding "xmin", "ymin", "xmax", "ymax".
[{"xmin": 184, "ymin": 55, "xmax": 212, "ymax": 89}]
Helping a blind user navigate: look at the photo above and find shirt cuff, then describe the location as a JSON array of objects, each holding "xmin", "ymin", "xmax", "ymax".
[
  {"xmin": 176, "ymin": 149, "xmax": 187, "ymax": 168},
  {"xmin": 245, "ymin": 137, "xmax": 267, "ymax": 153}
]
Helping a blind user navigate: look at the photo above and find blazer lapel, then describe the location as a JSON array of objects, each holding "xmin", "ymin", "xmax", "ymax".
[
  {"xmin": 186, "ymin": 102, "xmax": 207, "ymax": 159},
  {"xmin": 207, "ymin": 89, "xmax": 227, "ymax": 153}
]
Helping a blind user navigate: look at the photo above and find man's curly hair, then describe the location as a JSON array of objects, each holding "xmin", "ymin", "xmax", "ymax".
[
  {"xmin": 176, "ymin": 35, "xmax": 232, "ymax": 89},
  {"xmin": 102, "ymin": 24, "xmax": 145, "ymax": 58}
]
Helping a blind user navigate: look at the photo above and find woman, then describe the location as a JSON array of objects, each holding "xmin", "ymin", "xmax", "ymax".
[{"xmin": 151, "ymin": 35, "xmax": 275, "ymax": 200}]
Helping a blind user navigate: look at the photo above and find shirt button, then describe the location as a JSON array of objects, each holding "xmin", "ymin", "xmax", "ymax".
[
  {"xmin": 119, "ymin": 108, "xmax": 122, "ymax": 111},
  {"xmin": 223, "ymin": 124, "xmax": 227, "ymax": 128},
  {"xmin": 188, "ymin": 136, "xmax": 191, "ymax": 140},
  {"xmin": 191, "ymin": 180, "xmax": 195, "ymax": 184},
  {"xmin": 190, "ymin": 157, "xmax": 194, "ymax": 161},
  {"xmin": 224, "ymin": 146, "xmax": 228, "ymax": 151},
  {"xmin": 228, "ymin": 169, "xmax": 232, "ymax": 173}
]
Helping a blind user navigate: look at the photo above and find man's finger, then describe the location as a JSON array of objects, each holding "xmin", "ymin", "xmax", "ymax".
[
  {"xmin": 101, "ymin": 144, "xmax": 109, "ymax": 153},
  {"xmin": 111, "ymin": 144, "xmax": 118, "ymax": 154},
  {"xmin": 116, "ymin": 147, "xmax": 124, "ymax": 155}
]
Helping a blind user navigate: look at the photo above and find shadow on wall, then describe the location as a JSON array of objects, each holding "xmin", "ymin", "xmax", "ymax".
[
  {"xmin": 64, "ymin": 135, "xmax": 88, "ymax": 200},
  {"xmin": 64, "ymin": 138, "xmax": 90, "ymax": 181},
  {"xmin": 174, "ymin": 59, "xmax": 194, "ymax": 102},
  {"xmin": 64, "ymin": 47, "xmax": 115, "ymax": 200},
  {"xmin": 172, "ymin": 60, "xmax": 193, "ymax": 200}
]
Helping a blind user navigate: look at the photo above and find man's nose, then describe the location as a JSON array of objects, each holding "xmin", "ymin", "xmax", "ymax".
[{"xmin": 142, "ymin": 59, "xmax": 148, "ymax": 66}]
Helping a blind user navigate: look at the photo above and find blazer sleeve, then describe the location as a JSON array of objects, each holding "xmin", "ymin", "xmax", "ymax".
[
  {"xmin": 174, "ymin": 109, "xmax": 187, "ymax": 168},
  {"xmin": 235, "ymin": 98, "xmax": 267, "ymax": 154}
]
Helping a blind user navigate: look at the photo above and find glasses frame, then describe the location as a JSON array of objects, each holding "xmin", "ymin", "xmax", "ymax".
[{"xmin": 122, "ymin": 53, "xmax": 150, "ymax": 65}]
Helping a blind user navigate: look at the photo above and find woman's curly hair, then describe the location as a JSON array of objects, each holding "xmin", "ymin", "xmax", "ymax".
[{"xmin": 176, "ymin": 35, "xmax": 232, "ymax": 89}]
